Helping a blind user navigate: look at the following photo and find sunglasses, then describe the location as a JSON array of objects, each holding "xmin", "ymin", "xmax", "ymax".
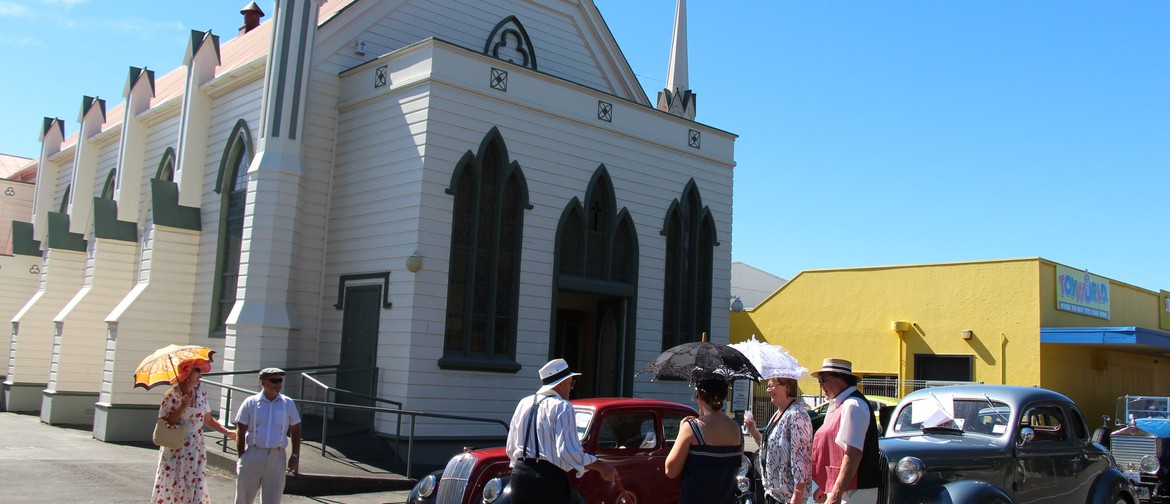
[{"xmin": 266, "ymin": 378, "xmax": 283, "ymax": 384}]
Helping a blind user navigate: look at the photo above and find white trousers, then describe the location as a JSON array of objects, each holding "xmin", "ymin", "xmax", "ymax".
[
  {"xmin": 235, "ymin": 447, "xmax": 287, "ymax": 504},
  {"xmin": 841, "ymin": 487, "xmax": 878, "ymax": 504}
]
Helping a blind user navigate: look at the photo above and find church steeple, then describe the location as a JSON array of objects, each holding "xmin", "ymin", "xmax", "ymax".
[{"xmin": 656, "ymin": 0, "xmax": 696, "ymax": 120}]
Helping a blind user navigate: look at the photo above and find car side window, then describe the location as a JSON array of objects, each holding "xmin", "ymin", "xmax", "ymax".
[
  {"xmin": 1020, "ymin": 405, "xmax": 1067, "ymax": 442},
  {"xmin": 663, "ymin": 412, "xmax": 687, "ymax": 446},
  {"xmin": 596, "ymin": 412, "xmax": 658, "ymax": 451},
  {"xmin": 1066, "ymin": 406, "xmax": 1088, "ymax": 441}
]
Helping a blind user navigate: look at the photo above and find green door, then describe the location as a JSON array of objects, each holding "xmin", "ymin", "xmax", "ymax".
[{"xmin": 337, "ymin": 285, "xmax": 380, "ymax": 427}]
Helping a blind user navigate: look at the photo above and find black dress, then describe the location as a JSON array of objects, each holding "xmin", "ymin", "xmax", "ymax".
[{"xmin": 679, "ymin": 418, "xmax": 743, "ymax": 504}]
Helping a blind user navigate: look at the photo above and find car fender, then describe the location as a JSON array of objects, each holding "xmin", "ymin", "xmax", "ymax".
[
  {"xmin": 406, "ymin": 470, "xmax": 444, "ymax": 503},
  {"xmin": 933, "ymin": 480, "xmax": 1013, "ymax": 504},
  {"xmin": 1087, "ymin": 468, "xmax": 1139, "ymax": 504}
]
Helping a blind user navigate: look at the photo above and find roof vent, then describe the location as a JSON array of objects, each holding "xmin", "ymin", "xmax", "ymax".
[{"xmin": 240, "ymin": 1, "xmax": 264, "ymax": 35}]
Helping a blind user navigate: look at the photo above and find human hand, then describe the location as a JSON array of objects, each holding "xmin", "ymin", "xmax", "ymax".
[
  {"xmin": 597, "ymin": 461, "xmax": 617, "ymax": 482},
  {"xmin": 226, "ymin": 430, "xmax": 238, "ymax": 441},
  {"xmin": 287, "ymin": 455, "xmax": 299, "ymax": 474},
  {"xmin": 812, "ymin": 489, "xmax": 826, "ymax": 503}
]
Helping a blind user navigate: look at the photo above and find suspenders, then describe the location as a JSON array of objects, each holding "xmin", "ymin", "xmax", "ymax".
[{"xmin": 523, "ymin": 395, "xmax": 550, "ymax": 460}]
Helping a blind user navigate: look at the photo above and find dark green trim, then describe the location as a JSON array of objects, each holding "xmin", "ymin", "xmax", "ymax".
[
  {"xmin": 155, "ymin": 148, "xmax": 176, "ymax": 181},
  {"xmin": 440, "ymin": 128, "xmax": 528, "ymax": 370},
  {"xmin": 59, "ymin": 185, "xmax": 70, "ymax": 213},
  {"xmin": 556, "ymin": 277, "xmax": 636, "ymax": 297},
  {"xmin": 214, "ymin": 120, "xmax": 253, "ymax": 194},
  {"xmin": 334, "ymin": 272, "xmax": 393, "ymax": 309},
  {"xmin": 41, "ymin": 117, "xmax": 63, "ymax": 141},
  {"xmin": 185, "ymin": 30, "xmax": 221, "ymax": 66},
  {"xmin": 483, "ymin": 15, "xmax": 538, "ymax": 71},
  {"xmin": 150, "ymin": 179, "xmax": 201, "ymax": 230},
  {"xmin": 437, "ymin": 355, "xmax": 521, "ymax": 373},
  {"xmin": 80, "ymin": 96, "xmax": 106, "ymax": 122},
  {"xmin": 92, "ymin": 198, "xmax": 138, "ymax": 242},
  {"xmin": 45, "ymin": 212, "xmax": 86, "ymax": 251},
  {"xmin": 100, "ymin": 169, "xmax": 116, "ymax": 199},
  {"xmin": 287, "ymin": 0, "xmax": 311, "ymax": 140},
  {"xmin": 209, "ymin": 125, "xmax": 253, "ymax": 336},
  {"xmin": 127, "ymin": 66, "xmax": 156, "ymax": 96},
  {"xmin": 10, "ymin": 221, "xmax": 42, "ymax": 256}
]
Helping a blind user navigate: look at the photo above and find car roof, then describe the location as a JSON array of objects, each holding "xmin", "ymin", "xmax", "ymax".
[
  {"xmin": 570, "ymin": 397, "xmax": 696, "ymax": 412},
  {"xmin": 899, "ymin": 385, "xmax": 1072, "ymax": 405}
]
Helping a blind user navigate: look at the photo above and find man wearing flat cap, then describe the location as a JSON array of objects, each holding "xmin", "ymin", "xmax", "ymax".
[
  {"xmin": 234, "ymin": 367, "xmax": 302, "ymax": 504},
  {"xmin": 809, "ymin": 358, "xmax": 880, "ymax": 504},
  {"xmin": 505, "ymin": 358, "xmax": 616, "ymax": 503}
]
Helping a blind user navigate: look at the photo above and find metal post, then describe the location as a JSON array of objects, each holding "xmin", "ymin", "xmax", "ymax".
[
  {"xmin": 407, "ymin": 414, "xmax": 416, "ymax": 479},
  {"xmin": 320, "ymin": 391, "xmax": 330, "ymax": 457}
]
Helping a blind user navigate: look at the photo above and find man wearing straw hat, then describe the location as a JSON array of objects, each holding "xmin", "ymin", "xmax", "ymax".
[
  {"xmin": 809, "ymin": 358, "xmax": 880, "ymax": 504},
  {"xmin": 505, "ymin": 358, "xmax": 617, "ymax": 503}
]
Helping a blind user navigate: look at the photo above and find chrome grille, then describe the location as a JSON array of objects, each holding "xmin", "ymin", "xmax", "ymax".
[
  {"xmin": 1112, "ymin": 436, "xmax": 1158, "ymax": 470},
  {"xmin": 435, "ymin": 453, "xmax": 477, "ymax": 504}
]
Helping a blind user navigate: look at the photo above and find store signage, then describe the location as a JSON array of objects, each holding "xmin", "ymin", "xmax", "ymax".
[
  {"xmin": 1161, "ymin": 290, "xmax": 1170, "ymax": 331},
  {"xmin": 1056, "ymin": 265, "xmax": 1110, "ymax": 320}
]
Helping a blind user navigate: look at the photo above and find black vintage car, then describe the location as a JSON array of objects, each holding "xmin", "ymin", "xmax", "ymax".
[
  {"xmin": 1099, "ymin": 395, "xmax": 1170, "ymax": 503},
  {"xmin": 879, "ymin": 385, "xmax": 1137, "ymax": 503}
]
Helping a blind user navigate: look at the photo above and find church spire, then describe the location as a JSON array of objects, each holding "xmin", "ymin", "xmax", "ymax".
[{"xmin": 657, "ymin": 0, "xmax": 696, "ymax": 120}]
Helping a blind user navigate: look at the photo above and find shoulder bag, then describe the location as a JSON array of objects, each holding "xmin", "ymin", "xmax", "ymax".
[{"xmin": 153, "ymin": 418, "xmax": 185, "ymax": 449}]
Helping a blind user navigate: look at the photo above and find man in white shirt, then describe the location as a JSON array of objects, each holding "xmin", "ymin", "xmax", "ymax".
[
  {"xmin": 234, "ymin": 367, "xmax": 301, "ymax": 504},
  {"xmin": 506, "ymin": 359, "xmax": 616, "ymax": 503},
  {"xmin": 810, "ymin": 358, "xmax": 880, "ymax": 504}
]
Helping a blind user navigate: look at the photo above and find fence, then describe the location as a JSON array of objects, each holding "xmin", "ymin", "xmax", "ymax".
[{"xmin": 747, "ymin": 377, "xmax": 982, "ymax": 424}]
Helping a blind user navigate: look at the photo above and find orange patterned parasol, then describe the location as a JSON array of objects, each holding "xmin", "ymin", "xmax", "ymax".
[{"xmin": 133, "ymin": 344, "xmax": 215, "ymax": 390}]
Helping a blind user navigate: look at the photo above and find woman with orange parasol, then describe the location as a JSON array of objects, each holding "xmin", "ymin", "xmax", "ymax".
[{"xmin": 148, "ymin": 355, "xmax": 236, "ymax": 503}]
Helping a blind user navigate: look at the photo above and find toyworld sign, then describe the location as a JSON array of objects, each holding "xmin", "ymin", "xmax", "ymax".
[{"xmin": 1056, "ymin": 265, "xmax": 1110, "ymax": 320}]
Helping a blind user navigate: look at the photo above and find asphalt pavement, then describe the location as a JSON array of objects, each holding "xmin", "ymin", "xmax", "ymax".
[{"xmin": 0, "ymin": 412, "xmax": 412, "ymax": 503}]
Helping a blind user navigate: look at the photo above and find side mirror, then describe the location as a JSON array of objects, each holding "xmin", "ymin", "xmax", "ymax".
[{"xmin": 1018, "ymin": 427, "xmax": 1035, "ymax": 446}]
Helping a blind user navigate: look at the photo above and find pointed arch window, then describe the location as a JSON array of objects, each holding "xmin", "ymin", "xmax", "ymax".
[
  {"xmin": 661, "ymin": 180, "xmax": 717, "ymax": 350},
  {"xmin": 100, "ymin": 170, "xmax": 117, "ymax": 199},
  {"xmin": 439, "ymin": 128, "xmax": 530, "ymax": 372},
  {"xmin": 156, "ymin": 148, "xmax": 176, "ymax": 181},
  {"xmin": 556, "ymin": 166, "xmax": 639, "ymax": 285},
  {"xmin": 209, "ymin": 120, "xmax": 253, "ymax": 335}
]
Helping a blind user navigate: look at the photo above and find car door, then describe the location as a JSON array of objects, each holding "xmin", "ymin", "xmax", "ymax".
[
  {"xmin": 1013, "ymin": 403, "xmax": 1082, "ymax": 503},
  {"xmin": 581, "ymin": 407, "xmax": 680, "ymax": 504}
]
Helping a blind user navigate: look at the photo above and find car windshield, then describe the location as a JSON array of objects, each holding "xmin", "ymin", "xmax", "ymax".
[
  {"xmin": 574, "ymin": 409, "xmax": 593, "ymax": 441},
  {"xmin": 890, "ymin": 398, "xmax": 1011, "ymax": 437},
  {"xmin": 1125, "ymin": 396, "xmax": 1170, "ymax": 420}
]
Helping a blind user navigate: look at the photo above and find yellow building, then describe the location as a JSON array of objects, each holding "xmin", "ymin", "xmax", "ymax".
[{"xmin": 731, "ymin": 257, "xmax": 1170, "ymax": 424}]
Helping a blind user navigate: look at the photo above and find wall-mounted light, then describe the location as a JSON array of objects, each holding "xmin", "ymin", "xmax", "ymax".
[
  {"xmin": 891, "ymin": 321, "xmax": 911, "ymax": 333},
  {"xmin": 405, "ymin": 250, "xmax": 423, "ymax": 273},
  {"xmin": 962, "ymin": 330, "xmax": 974, "ymax": 341},
  {"xmin": 730, "ymin": 296, "xmax": 744, "ymax": 313}
]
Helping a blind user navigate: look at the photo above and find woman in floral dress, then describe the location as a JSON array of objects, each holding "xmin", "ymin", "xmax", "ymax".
[
  {"xmin": 745, "ymin": 375, "xmax": 813, "ymax": 504},
  {"xmin": 152, "ymin": 358, "xmax": 235, "ymax": 503}
]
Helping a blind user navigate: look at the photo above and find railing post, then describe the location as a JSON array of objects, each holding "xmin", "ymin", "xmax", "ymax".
[
  {"xmin": 223, "ymin": 388, "xmax": 233, "ymax": 453},
  {"xmin": 407, "ymin": 414, "xmax": 416, "ymax": 479},
  {"xmin": 320, "ymin": 390, "xmax": 330, "ymax": 457}
]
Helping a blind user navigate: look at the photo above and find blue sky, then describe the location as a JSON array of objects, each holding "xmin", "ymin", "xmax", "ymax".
[{"xmin": 2, "ymin": 0, "xmax": 1168, "ymax": 292}]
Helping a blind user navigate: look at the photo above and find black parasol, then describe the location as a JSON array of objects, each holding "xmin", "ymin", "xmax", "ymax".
[{"xmin": 636, "ymin": 339, "xmax": 762, "ymax": 384}]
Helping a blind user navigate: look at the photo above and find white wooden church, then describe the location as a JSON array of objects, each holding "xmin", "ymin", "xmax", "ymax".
[{"xmin": 2, "ymin": 0, "xmax": 735, "ymax": 444}]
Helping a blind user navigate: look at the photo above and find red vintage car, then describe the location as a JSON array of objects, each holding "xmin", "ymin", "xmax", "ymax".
[{"xmin": 408, "ymin": 397, "xmax": 754, "ymax": 504}]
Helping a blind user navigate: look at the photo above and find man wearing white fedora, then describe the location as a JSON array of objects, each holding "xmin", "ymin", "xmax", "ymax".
[
  {"xmin": 809, "ymin": 358, "xmax": 880, "ymax": 504},
  {"xmin": 505, "ymin": 359, "xmax": 616, "ymax": 503}
]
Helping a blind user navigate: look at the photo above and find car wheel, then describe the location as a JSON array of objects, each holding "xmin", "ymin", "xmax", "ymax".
[{"xmin": 1091, "ymin": 426, "xmax": 1111, "ymax": 449}]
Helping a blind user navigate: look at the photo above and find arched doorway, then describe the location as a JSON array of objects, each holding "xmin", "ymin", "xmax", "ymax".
[{"xmin": 551, "ymin": 166, "xmax": 638, "ymax": 398}]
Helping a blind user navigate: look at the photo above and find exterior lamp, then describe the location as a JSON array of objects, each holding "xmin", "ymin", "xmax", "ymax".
[{"xmin": 405, "ymin": 250, "xmax": 423, "ymax": 273}]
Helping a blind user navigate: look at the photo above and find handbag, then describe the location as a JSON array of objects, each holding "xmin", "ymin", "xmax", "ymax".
[{"xmin": 153, "ymin": 418, "xmax": 185, "ymax": 449}]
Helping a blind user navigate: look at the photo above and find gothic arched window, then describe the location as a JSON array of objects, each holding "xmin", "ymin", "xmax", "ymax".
[
  {"xmin": 440, "ymin": 128, "xmax": 530, "ymax": 371},
  {"xmin": 209, "ymin": 120, "xmax": 253, "ymax": 335},
  {"xmin": 661, "ymin": 180, "xmax": 717, "ymax": 350}
]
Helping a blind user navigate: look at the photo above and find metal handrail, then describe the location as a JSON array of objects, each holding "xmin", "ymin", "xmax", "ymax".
[
  {"xmin": 200, "ymin": 371, "xmax": 510, "ymax": 479},
  {"xmin": 300, "ymin": 367, "xmax": 405, "ymax": 457},
  {"xmin": 203, "ymin": 364, "xmax": 341, "ymax": 448}
]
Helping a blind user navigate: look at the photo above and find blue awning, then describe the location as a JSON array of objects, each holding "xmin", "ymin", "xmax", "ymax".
[{"xmin": 1041, "ymin": 326, "xmax": 1170, "ymax": 354}]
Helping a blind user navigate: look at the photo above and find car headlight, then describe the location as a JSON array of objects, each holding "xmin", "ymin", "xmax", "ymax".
[
  {"xmin": 1141, "ymin": 455, "xmax": 1161, "ymax": 475},
  {"xmin": 739, "ymin": 454, "xmax": 752, "ymax": 478},
  {"xmin": 414, "ymin": 474, "xmax": 437, "ymax": 498},
  {"xmin": 483, "ymin": 477, "xmax": 503, "ymax": 503},
  {"xmin": 896, "ymin": 456, "xmax": 925, "ymax": 485},
  {"xmin": 736, "ymin": 475, "xmax": 751, "ymax": 493}
]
